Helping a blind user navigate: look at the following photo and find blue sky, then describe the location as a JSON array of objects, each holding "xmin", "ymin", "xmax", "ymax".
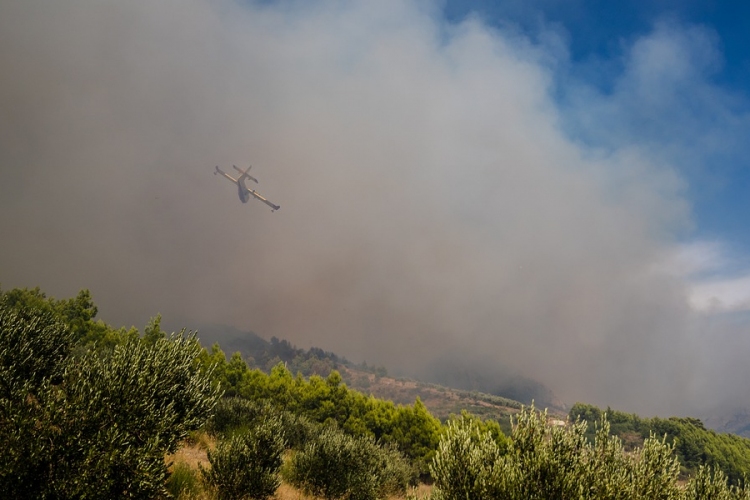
[
  {"xmin": 445, "ymin": 0, "xmax": 750, "ymax": 89},
  {"xmin": 446, "ymin": 0, "xmax": 750, "ymax": 300}
]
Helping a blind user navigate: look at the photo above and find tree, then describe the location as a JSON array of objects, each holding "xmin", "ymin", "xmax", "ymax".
[
  {"xmin": 431, "ymin": 405, "xmax": 694, "ymax": 500},
  {"xmin": 391, "ymin": 398, "xmax": 442, "ymax": 473},
  {"xmin": 430, "ymin": 418, "xmax": 505, "ymax": 500},
  {"xmin": 287, "ymin": 425, "xmax": 411, "ymax": 500},
  {"xmin": 0, "ymin": 292, "xmax": 222, "ymax": 498},
  {"xmin": 0, "ymin": 295, "xmax": 75, "ymax": 497},
  {"xmin": 203, "ymin": 417, "xmax": 286, "ymax": 500}
]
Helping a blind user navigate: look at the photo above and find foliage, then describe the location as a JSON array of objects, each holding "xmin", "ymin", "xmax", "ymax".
[
  {"xmin": 571, "ymin": 402, "xmax": 750, "ymax": 484},
  {"xmin": 287, "ymin": 424, "xmax": 412, "ymax": 500},
  {"xmin": 0, "ymin": 287, "xmax": 222, "ymax": 499},
  {"xmin": 197, "ymin": 346, "xmax": 443, "ymax": 467},
  {"xmin": 203, "ymin": 416, "xmax": 286, "ymax": 500},
  {"xmin": 209, "ymin": 396, "xmax": 274, "ymax": 435},
  {"xmin": 448, "ymin": 410, "xmax": 512, "ymax": 450},
  {"xmin": 430, "ymin": 418, "xmax": 506, "ymax": 500},
  {"xmin": 0, "ymin": 285, "xmax": 136, "ymax": 349},
  {"xmin": 208, "ymin": 396, "xmax": 317, "ymax": 450},
  {"xmin": 0, "ymin": 294, "xmax": 75, "ymax": 497},
  {"xmin": 682, "ymin": 465, "xmax": 750, "ymax": 500},
  {"xmin": 13, "ymin": 284, "xmax": 750, "ymax": 498},
  {"xmin": 390, "ymin": 398, "xmax": 443, "ymax": 475},
  {"xmin": 431, "ymin": 404, "xmax": 750, "ymax": 500}
]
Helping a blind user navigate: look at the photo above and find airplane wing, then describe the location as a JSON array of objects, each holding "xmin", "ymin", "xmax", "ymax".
[
  {"xmin": 215, "ymin": 166, "xmax": 238, "ymax": 183},
  {"xmin": 249, "ymin": 189, "xmax": 281, "ymax": 212}
]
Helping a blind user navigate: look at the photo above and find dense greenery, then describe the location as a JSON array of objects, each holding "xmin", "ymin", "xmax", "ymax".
[
  {"xmin": 7, "ymin": 285, "xmax": 750, "ymax": 498},
  {"xmin": 431, "ymin": 405, "xmax": 750, "ymax": 500},
  {"xmin": 571, "ymin": 403, "xmax": 750, "ymax": 484},
  {"xmin": 208, "ymin": 396, "xmax": 414, "ymax": 499},
  {"xmin": 199, "ymin": 342, "xmax": 442, "ymax": 474},
  {"xmin": 0, "ymin": 287, "xmax": 222, "ymax": 498},
  {"xmin": 202, "ymin": 416, "xmax": 286, "ymax": 500},
  {"xmin": 287, "ymin": 425, "xmax": 412, "ymax": 500}
]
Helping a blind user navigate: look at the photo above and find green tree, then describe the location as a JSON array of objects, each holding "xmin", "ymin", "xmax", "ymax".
[
  {"xmin": 142, "ymin": 313, "xmax": 167, "ymax": 345},
  {"xmin": 203, "ymin": 417, "xmax": 286, "ymax": 500},
  {"xmin": 0, "ymin": 292, "xmax": 222, "ymax": 498},
  {"xmin": 287, "ymin": 425, "xmax": 411, "ymax": 500},
  {"xmin": 430, "ymin": 418, "xmax": 505, "ymax": 500},
  {"xmin": 431, "ymin": 405, "xmax": 691, "ymax": 500},
  {"xmin": 0, "ymin": 296, "xmax": 75, "ymax": 497},
  {"xmin": 390, "ymin": 398, "xmax": 442, "ymax": 473},
  {"xmin": 572, "ymin": 402, "xmax": 750, "ymax": 484}
]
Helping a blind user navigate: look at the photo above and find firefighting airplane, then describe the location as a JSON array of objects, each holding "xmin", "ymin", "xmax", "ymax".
[{"xmin": 214, "ymin": 165, "xmax": 280, "ymax": 212}]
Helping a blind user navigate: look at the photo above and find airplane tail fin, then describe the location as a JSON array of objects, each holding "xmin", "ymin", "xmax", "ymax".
[{"xmin": 233, "ymin": 165, "xmax": 259, "ymax": 184}]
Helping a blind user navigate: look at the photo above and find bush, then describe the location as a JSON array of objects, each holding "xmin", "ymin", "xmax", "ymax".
[
  {"xmin": 203, "ymin": 416, "xmax": 286, "ymax": 500},
  {"xmin": 0, "ymin": 300, "xmax": 75, "ymax": 496},
  {"xmin": 431, "ymin": 405, "xmax": 695, "ymax": 500},
  {"xmin": 287, "ymin": 425, "xmax": 411, "ymax": 500},
  {"xmin": 209, "ymin": 397, "xmax": 273, "ymax": 435},
  {"xmin": 209, "ymin": 396, "xmax": 318, "ymax": 450}
]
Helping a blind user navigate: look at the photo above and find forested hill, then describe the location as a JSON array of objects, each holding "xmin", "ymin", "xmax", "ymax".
[
  {"xmin": 194, "ymin": 323, "xmax": 750, "ymax": 483},
  {"xmin": 192, "ymin": 323, "xmax": 562, "ymax": 411},
  {"xmin": 192, "ymin": 323, "xmax": 525, "ymax": 426},
  {"xmin": 192, "ymin": 323, "xmax": 365, "ymax": 376}
]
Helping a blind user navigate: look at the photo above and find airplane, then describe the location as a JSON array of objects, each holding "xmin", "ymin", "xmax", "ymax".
[{"xmin": 214, "ymin": 165, "xmax": 280, "ymax": 212}]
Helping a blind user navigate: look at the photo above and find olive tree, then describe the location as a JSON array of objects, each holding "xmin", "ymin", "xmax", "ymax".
[
  {"xmin": 431, "ymin": 405, "xmax": 689, "ymax": 500},
  {"xmin": 203, "ymin": 416, "xmax": 286, "ymax": 500},
  {"xmin": 0, "ymin": 296, "xmax": 222, "ymax": 498},
  {"xmin": 287, "ymin": 425, "xmax": 412, "ymax": 500}
]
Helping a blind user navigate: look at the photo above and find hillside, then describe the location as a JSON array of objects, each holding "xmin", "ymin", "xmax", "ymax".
[
  {"xmin": 193, "ymin": 323, "xmax": 750, "ymax": 483},
  {"xmin": 340, "ymin": 366, "xmax": 524, "ymax": 429},
  {"xmin": 198, "ymin": 327, "xmax": 750, "ymax": 486},
  {"xmin": 704, "ymin": 409, "xmax": 750, "ymax": 439},
  {"xmin": 189, "ymin": 324, "xmax": 549, "ymax": 427}
]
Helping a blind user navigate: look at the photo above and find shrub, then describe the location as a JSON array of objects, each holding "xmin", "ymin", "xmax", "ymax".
[
  {"xmin": 0, "ymin": 301, "xmax": 74, "ymax": 496},
  {"xmin": 208, "ymin": 396, "xmax": 317, "ymax": 450},
  {"xmin": 431, "ymin": 405, "xmax": 691, "ymax": 500},
  {"xmin": 203, "ymin": 416, "xmax": 286, "ymax": 500},
  {"xmin": 209, "ymin": 397, "xmax": 273, "ymax": 435},
  {"xmin": 287, "ymin": 425, "xmax": 411, "ymax": 500}
]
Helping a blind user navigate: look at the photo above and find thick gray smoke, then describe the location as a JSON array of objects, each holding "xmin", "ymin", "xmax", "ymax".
[{"xmin": 1, "ymin": 0, "xmax": 746, "ymax": 416}]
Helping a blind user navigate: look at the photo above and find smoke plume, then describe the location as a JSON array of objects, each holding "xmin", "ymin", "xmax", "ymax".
[{"xmin": 2, "ymin": 0, "xmax": 747, "ymax": 416}]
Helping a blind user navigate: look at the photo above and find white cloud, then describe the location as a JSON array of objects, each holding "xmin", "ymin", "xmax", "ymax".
[
  {"xmin": 662, "ymin": 241, "xmax": 750, "ymax": 313},
  {"xmin": 689, "ymin": 275, "xmax": 750, "ymax": 313},
  {"xmin": 662, "ymin": 240, "xmax": 726, "ymax": 277}
]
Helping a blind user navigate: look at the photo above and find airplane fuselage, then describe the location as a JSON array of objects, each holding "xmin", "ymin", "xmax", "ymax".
[{"xmin": 237, "ymin": 179, "xmax": 251, "ymax": 203}]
